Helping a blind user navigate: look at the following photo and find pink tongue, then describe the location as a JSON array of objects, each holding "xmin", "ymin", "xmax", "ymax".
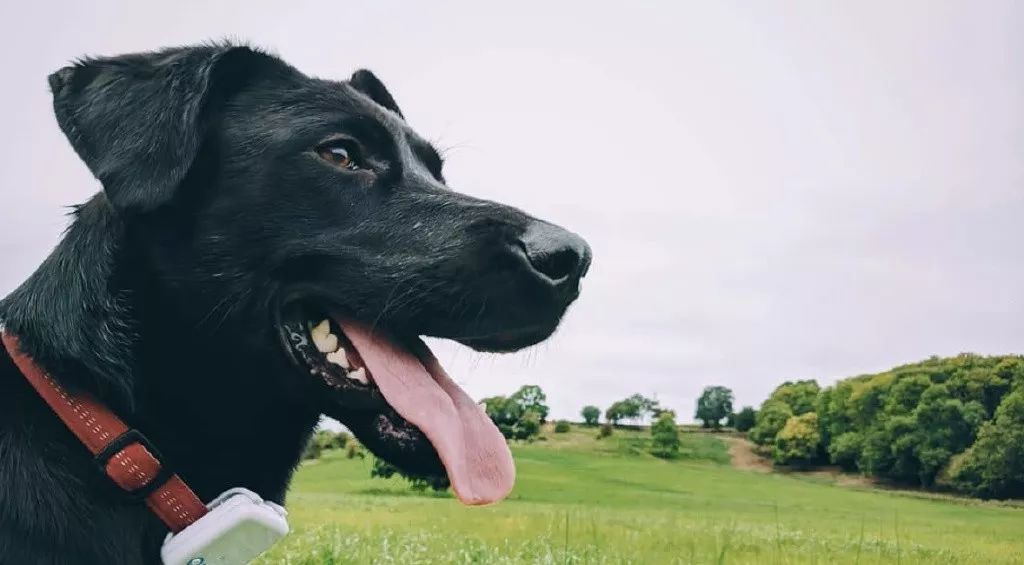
[{"xmin": 336, "ymin": 318, "xmax": 515, "ymax": 505}]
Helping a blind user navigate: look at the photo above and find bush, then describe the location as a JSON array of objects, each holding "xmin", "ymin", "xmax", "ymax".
[
  {"xmin": 598, "ymin": 423, "xmax": 613, "ymax": 439},
  {"xmin": 553, "ymin": 420, "xmax": 571, "ymax": 433},
  {"xmin": 302, "ymin": 429, "xmax": 339, "ymax": 460},
  {"xmin": 333, "ymin": 431, "xmax": 352, "ymax": 449},
  {"xmin": 302, "ymin": 439, "xmax": 322, "ymax": 460},
  {"xmin": 650, "ymin": 411, "xmax": 680, "ymax": 458},
  {"xmin": 581, "ymin": 405, "xmax": 601, "ymax": 426},
  {"xmin": 346, "ymin": 440, "xmax": 365, "ymax": 459},
  {"xmin": 773, "ymin": 413, "xmax": 821, "ymax": 466},
  {"xmin": 371, "ymin": 457, "xmax": 449, "ymax": 493}
]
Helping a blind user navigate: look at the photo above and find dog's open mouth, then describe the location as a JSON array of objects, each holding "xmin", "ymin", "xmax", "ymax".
[{"xmin": 278, "ymin": 304, "xmax": 515, "ymax": 505}]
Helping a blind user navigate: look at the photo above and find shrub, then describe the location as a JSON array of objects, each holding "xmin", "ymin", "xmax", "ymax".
[
  {"xmin": 302, "ymin": 429, "xmax": 338, "ymax": 460},
  {"xmin": 371, "ymin": 458, "xmax": 449, "ymax": 492},
  {"xmin": 346, "ymin": 440, "xmax": 365, "ymax": 460},
  {"xmin": 333, "ymin": 431, "xmax": 352, "ymax": 449},
  {"xmin": 553, "ymin": 420, "xmax": 571, "ymax": 433},
  {"xmin": 650, "ymin": 411, "xmax": 680, "ymax": 459},
  {"xmin": 598, "ymin": 423, "xmax": 613, "ymax": 439},
  {"xmin": 302, "ymin": 439, "xmax": 322, "ymax": 460}
]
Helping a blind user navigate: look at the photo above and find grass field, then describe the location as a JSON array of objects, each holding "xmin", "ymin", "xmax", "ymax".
[{"xmin": 257, "ymin": 426, "xmax": 1024, "ymax": 564}]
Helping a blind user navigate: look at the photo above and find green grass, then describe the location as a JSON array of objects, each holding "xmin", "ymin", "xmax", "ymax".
[{"xmin": 258, "ymin": 426, "xmax": 1024, "ymax": 564}]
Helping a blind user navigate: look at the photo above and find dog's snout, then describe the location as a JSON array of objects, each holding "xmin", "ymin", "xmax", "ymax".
[{"xmin": 518, "ymin": 222, "xmax": 592, "ymax": 291}]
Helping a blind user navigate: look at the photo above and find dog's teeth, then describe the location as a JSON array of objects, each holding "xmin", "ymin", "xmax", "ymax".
[
  {"xmin": 325, "ymin": 348, "xmax": 350, "ymax": 369},
  {"xmin": 348, "ymin": 367, "xmax": 368, "ymax": 385},
  {"xmin": 313, "ymin": 332, "xmax": 339, "ymax": 353},
  {"xmin": 310, "ymin": 319, "xmax": 331, "ymax": 339}
]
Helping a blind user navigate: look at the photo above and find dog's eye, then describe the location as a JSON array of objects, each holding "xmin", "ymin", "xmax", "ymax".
[{"xmin": 316, "ymin": 140, "xmax": 361, "ymax": 170}]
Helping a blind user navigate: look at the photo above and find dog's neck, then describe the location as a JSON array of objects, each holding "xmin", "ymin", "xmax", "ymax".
[
  {"xmin": 1, "ymin": 196, "xmax": 137, "ymax": 411},
  {"xmin": 0, "ymin": 195, "xmax": 317, "ymax": 505}
]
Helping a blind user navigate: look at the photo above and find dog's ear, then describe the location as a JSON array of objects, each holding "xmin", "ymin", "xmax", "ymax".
[
  {"xmin": 349, "ymin": 69, "xmax": 404, "ymax": 118},
  {"xmin": 49, "ymin": 45, "xmax": 275, "ymax": 213}
]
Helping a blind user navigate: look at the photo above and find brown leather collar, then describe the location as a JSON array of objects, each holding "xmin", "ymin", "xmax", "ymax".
[{"xmin": 2, "ymin": 332, "xmax": 208, "ymax": 533}]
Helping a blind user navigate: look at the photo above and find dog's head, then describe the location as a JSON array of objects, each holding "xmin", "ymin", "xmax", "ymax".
[{"xmin": 47, "ymin": 44, "xmax": 590, "ymax": 504}]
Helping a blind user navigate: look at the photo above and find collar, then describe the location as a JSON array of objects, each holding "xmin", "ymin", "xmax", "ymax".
[{"xmin": 1, "ymin": 331, "xmax": 208, "ymax": 533}]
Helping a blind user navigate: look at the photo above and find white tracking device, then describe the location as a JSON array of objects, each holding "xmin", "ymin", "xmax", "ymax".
[{"xmin": 161, "ymin": 488, "xmax": 289, "ymax": 565}]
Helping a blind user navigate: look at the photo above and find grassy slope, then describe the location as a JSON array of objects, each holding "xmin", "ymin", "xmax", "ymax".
[{"xmin": 258, "ymin": 427, "xmax": 1023, "ymax": 564}]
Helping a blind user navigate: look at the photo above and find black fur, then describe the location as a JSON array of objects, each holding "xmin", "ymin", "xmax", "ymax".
[{"xmin": 0, "ymin": 43, "xmax": 590, "ymax": 564}]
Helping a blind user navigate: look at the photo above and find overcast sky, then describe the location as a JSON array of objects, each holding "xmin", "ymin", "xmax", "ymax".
[{"xmin": 2, "ymin": 1, "xmax": 1021, "ymax": 421}]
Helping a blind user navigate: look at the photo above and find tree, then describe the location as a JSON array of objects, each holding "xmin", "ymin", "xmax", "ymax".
[
  {"xmin": 770, "ymin": 380, "xmax": 820, "ymax": 415},
  {"xmin": 753, "ymin": 353, "xmax": 1024, "ymax": 495},
  {"xmin": 828, "ymin": 432, "xmax": 863, "ymax": 470},
  {"xmin": 650, "ymin": 411, "xmax": 680, "ymax": 458},
  {"xmin": 884, "ymin": 374, "xmax": 932, "ymax": 415},
  {"xmin": 481, "ymin": 389, "xmax": 545, "ymax": 441},
  {"xmin": 731, "ymin": 406, "xmax": 757, "ymax": 432},
  {"xmin": 517, "ymin": 410, "xmax": 542, "ymax": 441},
  {"xmin": 581, "ymin": 405, "xmax": 601, "ymax": 426},
  {"xmin": 605, "ymin": 394, "xmax": 658, "ymax": 426},
  {"xmin": 605, "ymin": 399, "xmax": 639, "ymax": 426},
  {"xmin": 481, "ymin": 395, "xmax": 521, "ymax": 439},
  {"xmin": 511, "ymin": 385, "xmax": 550, "ymax": 423},
  {"xmin": 749, "ymin": 400, "xmax": 793, "ymax": 446},
  {"xmin": 628, "ymin": 393, "xmax": 661, "ymax": 423},
  {"xmin": 773, "ymin": 413, "xmax": 821, "ymax": 466},
  {"xmin": 695, "ymin": 386, "xmax": 734, "ymax": 429},
  {"xmin": 912, "ymin": 384, "xmax": 983, "ymax": 485},
  {"xmin": 952, "ymin": 391, "xmax": 1024, "ymax": 499},
  {"xmin": 946, "ymin": 367, "xmax": 1011, "ymax": 417}
]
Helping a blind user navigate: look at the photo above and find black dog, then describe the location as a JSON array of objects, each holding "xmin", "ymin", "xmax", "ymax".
[{"xmin": 0, "ymin": 43, "xmax": 590, "ymax": 564}]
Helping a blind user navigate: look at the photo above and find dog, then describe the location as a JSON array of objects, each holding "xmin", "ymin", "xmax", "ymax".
[{"xmin": 0, "ymin": 43, "xmax": 590, "ymax": 564}]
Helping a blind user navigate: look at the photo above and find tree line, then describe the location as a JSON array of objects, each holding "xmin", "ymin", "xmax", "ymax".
[
  {"xmin": 305, "ymin": 353, "xmax": 1024, "ymax": 500},
  {"xmin": 481, "ymin": 387, "xmax": 683, "ymax": 458},
  {"xmin": 746, "ymin": 354, "xmax": 1024, "ymax": 499}
]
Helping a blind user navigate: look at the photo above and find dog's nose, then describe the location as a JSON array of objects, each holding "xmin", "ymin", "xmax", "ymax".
[{"xmin": 518, "ymin": 222, "xmax": 592, "ymax": 292}]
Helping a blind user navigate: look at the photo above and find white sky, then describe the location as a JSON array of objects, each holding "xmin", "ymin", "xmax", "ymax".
[{"xmin": 1, "ymin": 1, "xmax": 1021, "ymax": 421}]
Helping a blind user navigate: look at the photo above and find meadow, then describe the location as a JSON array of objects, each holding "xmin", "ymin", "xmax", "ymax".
[{"xmin": 258, "ymin": 426, "xmax": 1024, "ymax": 564}]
